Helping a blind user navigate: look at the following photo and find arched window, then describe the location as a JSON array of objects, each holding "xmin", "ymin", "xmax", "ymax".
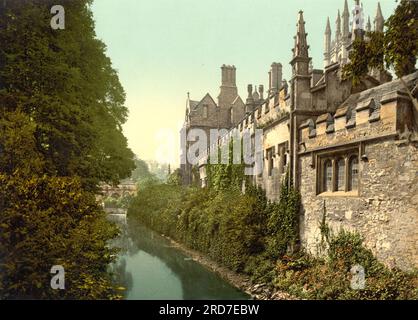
[
  {"xmin": 348, "ymin": 156, "xmax": 359, "ymax": 191},
  {"xmin": 336, "ymin": 158, "xmax": 345, "ymax": 191},
  {"xmin": 324, "ymin": 160, "xmax": 333, "ymax": 192},
  {"xmin": 230, "ymin": 107, "xmax": 234, "ymax": 124}
]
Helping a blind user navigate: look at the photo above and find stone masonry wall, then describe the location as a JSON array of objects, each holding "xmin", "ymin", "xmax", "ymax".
[{"xmin": 299, "ymin": 138, "xmax": 418, "ymax": 271}]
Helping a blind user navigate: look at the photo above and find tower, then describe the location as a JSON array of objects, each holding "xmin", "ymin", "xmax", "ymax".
[
  {"xmin": 290, "ymin": 11, "xmax": 312, "ymax": 190},
  {"xmin": 291, "ymin": 10, "xmax": 311, "ymax": 111},
  {"xmin": 351, "ymin": 0, "xmax": 364, "ymax": 41},
  {"xmin": 366, "ymin": 16, "xmax": 372, "ymax": 33},
  {"xmin": 335, "ymin": 10, "xmax": 342, "ymax": 44},
  {"xmin": 342, "ymin": 0, "xmax": 350, "ymax": 40},
  {"xmin": 324, "ymin": 17, "xmax": 331, "ymax": 68}
]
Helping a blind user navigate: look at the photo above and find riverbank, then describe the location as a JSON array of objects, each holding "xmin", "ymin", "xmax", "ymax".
[{"xmin": 161, "ymin": 234, "xmax": 296, "ymax": 300}]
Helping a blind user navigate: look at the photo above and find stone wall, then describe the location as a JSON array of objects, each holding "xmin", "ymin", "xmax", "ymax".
[{"xmin": 299, "ymin": 137, "xmax": 418, "ymax": 271}]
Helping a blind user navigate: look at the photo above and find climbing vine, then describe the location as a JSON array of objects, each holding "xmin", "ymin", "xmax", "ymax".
[
  {"xmin": 266, "ymin": 172, "xmax": 301, "ymax": 259},
  {"xmin": 206, "ymin": 141, "xmax": 246, "ymax": 192}
]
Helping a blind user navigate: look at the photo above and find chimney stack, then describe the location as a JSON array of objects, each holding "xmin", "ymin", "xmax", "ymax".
[
  {"xmin": 259, "ymin": 85, "xmax": 264, "ymax": 100},
  {"xmin": 221, "ymin": 64, "xmax": 236, "ymax": 87},
  {"xmin": 269, "ymin": 63, "xmax": 282, "ymax": 96},
  {"xmin": 218, "ymin": 64, "xmax": 238, "ymax": 108}
]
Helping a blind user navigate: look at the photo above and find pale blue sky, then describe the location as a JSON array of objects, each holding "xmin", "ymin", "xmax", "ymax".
[{"xmin": 91, "ymin": 0, "xmax": 397, "ymax": 165}]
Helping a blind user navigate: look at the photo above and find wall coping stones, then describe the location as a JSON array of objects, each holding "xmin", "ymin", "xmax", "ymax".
[
  {"xmin": 335, "ymin": 105, "xmax": 349, "ymax": 118},
  {"xmin": 356, "ymin": 98, "xmax": 375, "ymax": 112},
  {"xmin": 316, "ymin": 113, "xmax": 331, "ymax": 124},
  {"xmin": 380, "ymin": 90, "xmax": 411, "ymax": 105}
]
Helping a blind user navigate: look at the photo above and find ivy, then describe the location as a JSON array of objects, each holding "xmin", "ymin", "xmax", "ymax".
[
  {"xmin": 206, "ymin": 141, "xmax": 246, "ymax": 192},
  {"xmin": 266, "ymin": 172, "xmax": 301, "ymax": 259}
]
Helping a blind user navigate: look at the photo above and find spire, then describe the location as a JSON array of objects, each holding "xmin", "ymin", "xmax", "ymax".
[
  {"xmin": 324, "ymin": 17, "xmax": 331, "ymax": 68},
  {"xmin": 293, "ymin": 11, "xmax": 309, "ymax": 58},
  {"xmin": 342, "ymin": 0, "xmax": 350, "ymax": 38},
  {"xmin": 366, "ymin": 16, "xmax": 371, "ymax": 33},
  {"xmin": 374, "ymin": 2, "xmax": 384, "ymax": 33},
  {"xmin": 336, "ymin": 9, "xmax": 341, "ymax": 41},
  {"xmin": 325, "ymin": 16, "xmax": 331, "ymax": 35}
]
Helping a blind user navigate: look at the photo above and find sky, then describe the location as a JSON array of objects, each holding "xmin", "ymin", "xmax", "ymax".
[{"xmin": 91, "ymin": 0, "xmax": 398, "ymax": 167}]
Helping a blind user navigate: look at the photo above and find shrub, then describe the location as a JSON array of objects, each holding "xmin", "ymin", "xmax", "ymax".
[{"xmin": 0, "ymin": 173, "xmax": 119, "ymax": 299}]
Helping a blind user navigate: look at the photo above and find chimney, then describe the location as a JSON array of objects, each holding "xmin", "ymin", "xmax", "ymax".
[
  {"xmin": 221, "ymin": 64, "xmax": 236, "ymax": 87},
  {"xmin": 269, "ymin": 63, "xmax": 282, "ymax": 96},
  {"xmin": 258, "ymin": 85, "xmax": 264, "ymax": 100},
  {"xmin": 218, "ymin": 64, "xmax": 238, "ymax": 108},
  {"xmin": 253, "ymin": 85, "xmax": 260, "ymax": 102},
  {"xmin": 246, "ymin": 84, "xmax": 254, "ymax": 105}
]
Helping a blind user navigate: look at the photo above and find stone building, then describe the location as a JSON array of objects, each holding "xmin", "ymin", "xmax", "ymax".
[{"xmin": 181, "ymin": 1, "xmax": 418, "ymax": 270}]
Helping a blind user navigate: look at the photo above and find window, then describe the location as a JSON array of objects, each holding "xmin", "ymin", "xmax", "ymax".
[
  {"xmin": 324, "ymin": 160, "xmax": 333, "ymax": 192},
  {"xmin": 348, "ymin": 156, "xmax": 359, "ymax": 191},
  {"xmin": 230, "ymin": 107, "xmax": 233, "ymax": 125},
  {"xmin": 318, "ymin": 152, "xmax": 358, "ymax": 195},
  {"xmin": 336, "ymin": 158, "xmax": 345, "ymax": 191}
]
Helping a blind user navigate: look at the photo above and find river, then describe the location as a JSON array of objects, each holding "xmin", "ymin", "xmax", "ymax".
[{"xmin": 108, "ymin": 214, "xmax": 249, "ymax": 300}]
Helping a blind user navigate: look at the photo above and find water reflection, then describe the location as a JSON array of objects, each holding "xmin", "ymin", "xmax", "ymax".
[{"xmin": 108, "ymin": 215, "xmax": 249, "ymax": 300}]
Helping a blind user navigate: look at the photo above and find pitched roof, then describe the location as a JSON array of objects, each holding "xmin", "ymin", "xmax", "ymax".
[{"xmin": 232, "ymin": 95, "xmax": 244, "ymax": 105}]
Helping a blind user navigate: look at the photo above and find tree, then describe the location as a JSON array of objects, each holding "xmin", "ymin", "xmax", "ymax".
[
  {"xmin": 384, "ymin": 0, "xmax": 418, "ymax": 77},
  {"xmin": 0, "ymin": 0, "xmax": 135, "ymax": 299},
  {"xmin": 130, "ymin": 158, "xmax": 160, "ymax": 188},
  {"xmin": 0, "ymin": 173, "xmax": 119, "ymax": 299},
  {"xmin": 167, "ymin": 168, "xmax": 183, "ymax": 186},
  {"xmin": 343, "ymin": 0, "xmax": 418, "ymax": 84},
  {"xmin": 0, "ymin": 0, "xmax": 135, "ymax": 189}
]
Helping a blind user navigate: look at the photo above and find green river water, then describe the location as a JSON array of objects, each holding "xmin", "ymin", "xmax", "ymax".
[{"xmin": 108, "ymin": 215, "xmax": 249, "ymax": 300}]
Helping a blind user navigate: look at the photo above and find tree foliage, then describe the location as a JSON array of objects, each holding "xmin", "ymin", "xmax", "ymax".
[
  {"xmin": 343, "ymin": 0, "xmax": 418, "ymax": 84},
  {"xmin": 0, "ymin": 173, "xmax": 119, "ymax": 300},
  {"xmin": 0, "ymin": 0, "xmax": 135, "ymax": 189},
  {"xmin": 130, "ymin": 158, "xmax": 160, "ymax": 188},
  {"xmin": 0, "ymin": 0, "xmax": 135, "ymax": 298},
  {"xmin": 384, "ymin": 0, "xmax": 418, "ymax": 77}
]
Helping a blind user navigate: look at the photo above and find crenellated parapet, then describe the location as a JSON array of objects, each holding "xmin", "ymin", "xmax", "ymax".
[{"xmin": 299, "ymin": 72, "xmax": 418, "ymax": 153}]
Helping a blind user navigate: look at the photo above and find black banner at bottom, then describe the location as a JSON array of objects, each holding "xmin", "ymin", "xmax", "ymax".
[{"xmin": 1, "ymin": 299, "xmax": 413, "ymax": 319}]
